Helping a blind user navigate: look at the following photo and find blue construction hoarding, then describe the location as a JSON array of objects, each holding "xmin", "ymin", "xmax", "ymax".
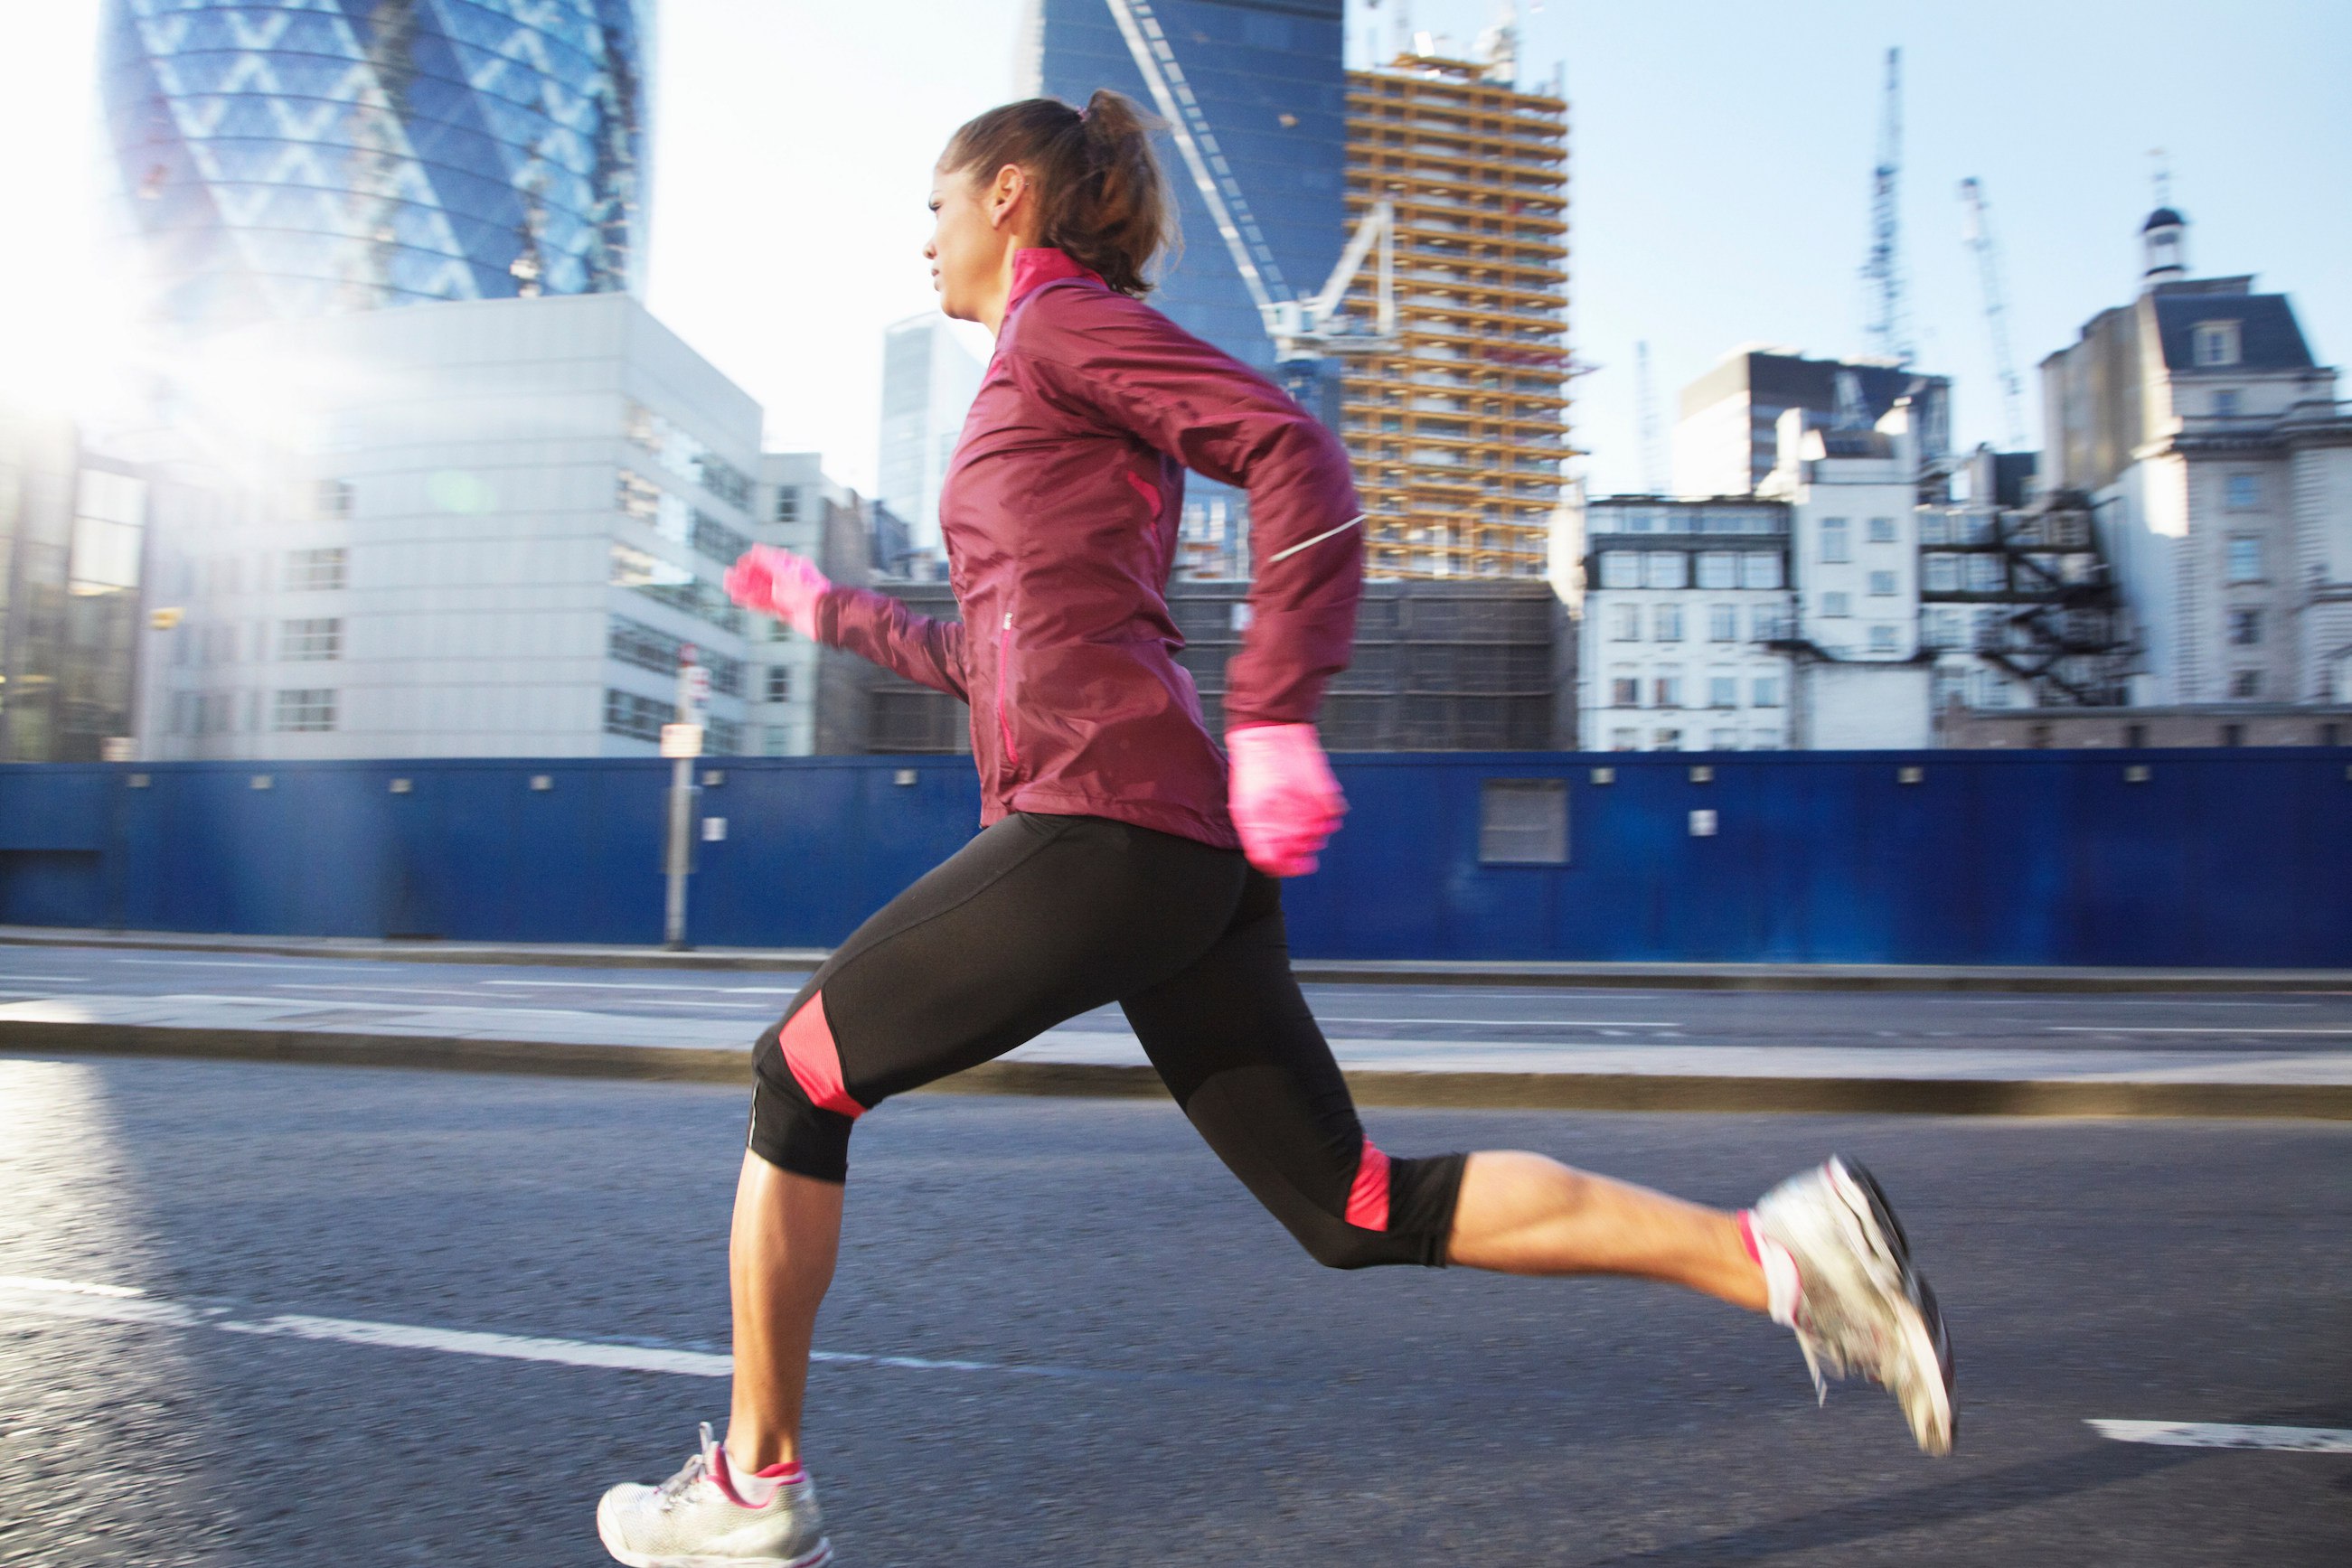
[{"xmin": 0, "ymin": 752, "xmax": 2343, "ymax": 967}]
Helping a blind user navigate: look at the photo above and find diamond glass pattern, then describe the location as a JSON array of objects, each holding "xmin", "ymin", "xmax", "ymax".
[{"xmin": 102, "ymin": 0, "xmax": 654, "ymax": 328}]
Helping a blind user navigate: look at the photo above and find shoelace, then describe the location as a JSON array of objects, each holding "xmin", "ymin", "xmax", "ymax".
[{"xmin": 653, "ymin": 1423, "xmax": 724, "ymax": 1510}]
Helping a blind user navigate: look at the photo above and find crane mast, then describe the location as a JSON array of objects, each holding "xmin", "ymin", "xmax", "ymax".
[
  {"xmin": 1861, "ymin": 48, "xmax": 1913, "ymax": 367},
  {"xmin": 1958, "ymin": 177, "xmax": 2028, "ymax": 450}
]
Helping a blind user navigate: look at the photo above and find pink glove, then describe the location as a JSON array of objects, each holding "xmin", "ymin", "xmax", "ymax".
[
  {"xmin": 1226, "ymin": 723, "xmax": 1347, "ymax": 878},
  {"xmin": 724, "ymin": 545, "xmax": 829, "ymax": 637}
]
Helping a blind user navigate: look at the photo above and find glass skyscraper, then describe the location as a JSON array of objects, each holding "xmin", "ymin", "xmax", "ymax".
[
  {"xmin": 1022, "ymin": 0, "xmax": 1345, "ymax": 379},
  {"xmin": 100, "ymin": 0, "xmax": 654, "ymax": 330}
]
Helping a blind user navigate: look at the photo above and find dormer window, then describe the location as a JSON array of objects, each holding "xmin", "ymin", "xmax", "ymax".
[{"xmin": 2192, "ymin": 321, "xmax": 2242, "ymax": 367}]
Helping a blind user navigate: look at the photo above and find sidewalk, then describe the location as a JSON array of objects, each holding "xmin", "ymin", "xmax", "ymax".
[
  {"xmin": 6, "ymin": 988, "xmax": 2347, "ymax": 1121},
  {"xmin": 5, "ymin": 925, "xmax": 2348, "ymax": 993}
]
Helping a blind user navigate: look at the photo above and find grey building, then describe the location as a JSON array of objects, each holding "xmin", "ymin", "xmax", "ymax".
[
  {"xmin": 0, "ymin": 404, "xmax": 149, "ymax": 762},
  {"xmin": 1674, "ymin": 349, "xmax": 1952, "ymax": 499},
  {"xmin": 875, "ymin": 315, "xmax": 982, "ymax": 563},
  {"xmin": 850, "ymin": 578, "xmax": 1572, "ymax": 756},
  {"xmin": 2042, "ymin": 205, "xmax": 2352, "ymax": 707}
]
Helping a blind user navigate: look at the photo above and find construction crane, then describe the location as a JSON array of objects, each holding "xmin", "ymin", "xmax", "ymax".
[
  {"xmin": 1635, "ymin": 341, "xmax": 1665, "ymax": 493},
  {"xmin": 1104, "ymin": 0, "xmax": 1398, "ymax": 385},
  {"xmin": 1958, "ymin": 177, "xmax": 2028, "ymax": 450},
  {"xmin": 1860, "ymin": 47, "xmax": 1913, "ymax": 368}
]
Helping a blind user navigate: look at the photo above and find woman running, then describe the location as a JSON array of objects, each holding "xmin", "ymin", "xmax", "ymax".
[{"xmin": 595, "ymin": 90, "xmax": 1953, "ymax": 1568}]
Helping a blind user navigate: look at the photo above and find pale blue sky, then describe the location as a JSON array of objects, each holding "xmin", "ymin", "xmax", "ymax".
[{"xmin": 5, "ymin": 2, "xmax": 2345, "ymax": 500}]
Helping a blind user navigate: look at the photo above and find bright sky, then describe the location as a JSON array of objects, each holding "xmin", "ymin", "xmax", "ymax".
[{"xmin": 4, "ymin": 1, "xmax": 2347, "ymax": 499}]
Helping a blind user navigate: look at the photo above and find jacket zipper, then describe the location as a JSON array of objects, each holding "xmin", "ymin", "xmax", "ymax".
[{"xmin": 995, "ymin": 611, "xmax": 1021, "ymax": 771}]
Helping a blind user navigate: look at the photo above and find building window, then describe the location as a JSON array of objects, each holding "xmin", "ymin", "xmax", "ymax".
[
  {"xmin": 692, "ymin": 511, "xmax": 751, "ymax": 564},
  {"xmin": 279, "ymin": 618, "xmax": 342, "ymax": 662},
  {"xmin": 2225, "ymin": 473, "xmax": 2261, "ymax": 510},
  {"xmin": 1610, "ymin": 676, "xmax": 1640, "ymax": 707},
  {"xmin": 2124, "ymin": 723, "xmax": 2147, "ymax": 748},
  {"xmin": 775, "ymin": 489, "xmax": 800, "ymax": 525},
  {"xmin": 1749, "ymin": 730, "xmax": 1782, "ymax": 750},
  {"xmin": 1740, "ymin": 551, "xmax": 1783, "ymax": 589},
  {"xmin": 1923, "ymin": 555, "xmax": 1960, "ymax": 592},
  {"xmin": 1751, "ymin": 606, "xmax": 1787, "ymax": 641},
  {"xmin": 1868, "ymin": 624, "xmax": 1899, "ymax": 653},
  {"xmin": 2225, "ymin": 536, "xmax": 2263, "ymax": 583},
  {"xmin": 2214, "ymin": 390, "xmax": 2241, "ymax": 418},
  {"xmin": 273, "ymin": 688, "xmax": 335, "ymax": 732},
  {"xmin": 2228, "ymin": 608, "xmax": 2263, "ymax": 646},
  {"xmin": 1477, "ymin": 779, "xmax": 1568, "ymax": 865},
  {"xmin": 603, "ymin": 688, "xmax": 673, "ymax": 743},
  {"xmin": 1868, "ymin": 570, "xmax": 1897, "ymax": 596},
  {"xmin": 1654, "ymin": 605, "xmax": 1684, "ymax": 642},
  {"xmin": 315, "ymin": 478, "xmax": 353, "ymax": 519},
  {"xmin": 1599, "ymin": 552, "xmax": 1641, "ymax": 589},
  {"xmin": 762, "ymin": 725, "xmax": 791, "ymax": 756},
  {"xmin": 1820, "ymin": 519, "xmax": 1851, "ymax": 563},
  {"xmin": 1696, "ymin": 551, "xmax": 1737, "ymax": 589},
  {"xmin": 1822, "ymin": 591, "xmax": 1851, "ymax": 618},
  {"xmin": 1968, "ymin": 555, "xmax": 2006, "ymax": 592},
  {"xmin": 1752, "ymin": 675, "xmax": 1783, "ymax": 708},
  {"xmin": 2192, "ymin": 321, "xmax": 2242, "ymax": 367},
  {"xmin": 1611, "ymin": 604, "xmax": 1641, "ymax": 641},
  {"xmin": 1867, "ymin": 516, "xmax": 1897, "ymax": 544},
  {"xmin": 1708, "ymin": 675, "xmax": 1738, "ymax": 709},
  {"xmin": 2219, "ymin": 722, "xmax": 2245, "ymax": 746},
  {"xmin": 1652, "ymin": 728, "xmax": 1683, "ymax": 751},
  {"xmin": 1652, "ymin": 674, "xmax": 1683, "ymax": 709},
  {"xmin": 2230, "ymin": 671, "xmax": 2263, "ymax": 699},
  {"xmin": 1644, "ymin": 551, "xmax": 1689, "ymax": 589},
  {"xmin": 1609, "ymin": 727, "xmax": 1640, "ymax": 751},
  {"xmin": 1708, "ymin": 605, "xmax": 1738, "ymax": 642},
  {"xmin": 286, "ymin": 547, "xmax": 347, "ymax": 591},
  {"xmin": 765, "ymin": 665, "xmax": 792, "ymax": 703}
]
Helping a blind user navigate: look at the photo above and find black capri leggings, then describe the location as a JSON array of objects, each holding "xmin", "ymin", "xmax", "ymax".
[{"xmin": 749, "ymin": 812, "xmax": 1465, "ymax": 1269}]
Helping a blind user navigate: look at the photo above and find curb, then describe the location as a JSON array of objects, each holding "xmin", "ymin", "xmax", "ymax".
[
  {"xmin": 3, "ymin": 928, "xmax": 2347, "ymax": 993},
  {"xmin": 8, "ymin": 1022, "xmax": 2348, "ymax": 1122}
]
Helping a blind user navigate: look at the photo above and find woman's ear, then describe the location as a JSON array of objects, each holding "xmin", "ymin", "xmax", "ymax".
[{"xmin": 986, "ymin": 164, "xmax": 1027, "ymax": 231}]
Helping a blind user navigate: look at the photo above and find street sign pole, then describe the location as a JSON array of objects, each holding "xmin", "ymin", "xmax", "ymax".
[{"xmin": 661, "ymin": 650, "xmax": 710, "ymax": 951}]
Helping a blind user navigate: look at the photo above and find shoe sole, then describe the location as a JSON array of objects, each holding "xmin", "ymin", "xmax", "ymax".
[
  {"xmin": 596, "ymin": 1495, "xmax": 833, "ymax": 1568},
  {"xmin": 1827, "ymin": 1157, "xmax": 1957, "ymax": 1457}
]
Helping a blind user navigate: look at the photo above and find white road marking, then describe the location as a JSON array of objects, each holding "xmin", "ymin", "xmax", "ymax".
[
  {"xmin": 484, "ymin": 980, "xmax": 800, "ymax": 997},
  {"xmin": 2047, "ymin": 1027, "xmax": 2352, "ymax": 1038},
  {"xmin": 1312, "ymin": 1017, "xmax": 1681, "ymax": 1029},
  {"xmin": 0, "ymin": 1277, "xmax": 1026, "ymax": 1382},
  {"xmin": 0, "ymin": 975, "xmax": 79, "ymax": 984},
  {"xmin": 2090, "ymin": 1421, "xmax": 2352, "ymax": 1453}
]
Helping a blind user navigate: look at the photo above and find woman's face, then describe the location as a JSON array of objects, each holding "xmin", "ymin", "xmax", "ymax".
[
  {"xmin": 927, "ymin": 163, "xmax": 996, "ymax": 323},
  {"xmin": 927, "ymin": 158, "xmax": 1031, "ymax": 324}
]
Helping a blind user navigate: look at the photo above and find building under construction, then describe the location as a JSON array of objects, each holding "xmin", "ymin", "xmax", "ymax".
[{"xmin": 1341, "ymin": 46, "xmax": 1571, "ymax": 580}]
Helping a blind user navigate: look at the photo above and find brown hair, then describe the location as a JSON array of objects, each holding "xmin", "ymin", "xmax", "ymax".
[{"xmin": 941, "ymin": 89, "xmax": 1176, "ymax": 297}]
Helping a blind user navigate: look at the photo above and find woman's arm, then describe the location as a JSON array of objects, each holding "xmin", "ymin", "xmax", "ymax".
[
  {"xmin": 1016, "ymin": 295, "xmax": 1363, "ymax": 729},
  {"xmin": 727, "ymin": 547, "xmax": 968, "ymax": 702}
]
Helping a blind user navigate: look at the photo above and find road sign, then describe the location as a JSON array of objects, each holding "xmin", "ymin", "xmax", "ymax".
[
  {"xmin": 660, "ymin": 723, "xmax": 704, "ymax": 758},
  {"xmin": 682, "ymin": 664, "xmax": 711, "ymax": 715}
]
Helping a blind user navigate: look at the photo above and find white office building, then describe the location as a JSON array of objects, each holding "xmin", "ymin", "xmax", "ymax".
[
  {"xmin": 2042, "ymin": 205, "xmax": 2352, "ymax": 705},
  {"xmin": 136, "ymin": 293, "xmax": 773, "ymax": 760},
  {"xmin": 1578, "ymin": 401, "xmax": 1933, "ymax": 751},
  {"xmin": 876, "ymin": 315, "xmax": 983, "ymax": 565}
]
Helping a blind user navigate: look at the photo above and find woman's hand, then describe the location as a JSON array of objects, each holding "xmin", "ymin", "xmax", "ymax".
[
  {"xmin": 724, "ymin": 545, "xmax": 830, "ymax": 638},
  {"xmin": 1225, "ymin": 723, "xmax": 1347, "ymax": 878}
]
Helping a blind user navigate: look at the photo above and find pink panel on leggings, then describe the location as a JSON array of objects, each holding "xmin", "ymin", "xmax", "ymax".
[
  {"xmin": 780, "ymin": 991, "xmax": 865, "ymax": 1118},
  {"xmin": 1345, "ymin": 1140, "xmax": 1392, "ymax": 1231}
]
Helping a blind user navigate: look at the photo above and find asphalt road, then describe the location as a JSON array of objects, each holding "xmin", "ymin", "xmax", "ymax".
[
  {"xmin": 5, "ymin": 944, "xmax": 2352, "ymax": 1054},
  {"xmin": 3, "ymin": 1055, "xmax": 2347, "ymax": 1566}
]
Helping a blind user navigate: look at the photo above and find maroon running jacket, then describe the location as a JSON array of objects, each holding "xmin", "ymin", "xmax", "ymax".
[{"xmin": 811, "ymin": 249, "xmax": 1364, "ymax": 850}]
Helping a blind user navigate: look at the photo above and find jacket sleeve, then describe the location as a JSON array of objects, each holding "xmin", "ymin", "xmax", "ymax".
[
  {"xmin": 1019, "ymin": 297, "xmax": 1362, "ymax": 729},
  {"xmin": 815, "ymin": 586, "xmax": 969, "ymax": 702}
]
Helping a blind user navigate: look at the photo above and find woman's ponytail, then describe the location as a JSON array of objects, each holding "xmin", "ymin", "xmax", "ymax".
[{"xmin": 942, "ymin": 89, "xmax": 1176, "ymax": 297}]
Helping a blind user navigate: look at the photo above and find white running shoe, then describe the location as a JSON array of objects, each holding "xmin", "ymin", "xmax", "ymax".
[
  {"xmin": 1749, "ymin": 1156, "xmax": 1957, "ymax": 1456},
  {"xmin": 596, "ymin": 1422, "xmax": 833, "ymax": 1567}
]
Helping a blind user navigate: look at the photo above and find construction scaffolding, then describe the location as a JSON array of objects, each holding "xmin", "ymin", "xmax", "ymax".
[{"xmin": 1341, "ymin": 52, "xmax": 1573, "ymax": 581}]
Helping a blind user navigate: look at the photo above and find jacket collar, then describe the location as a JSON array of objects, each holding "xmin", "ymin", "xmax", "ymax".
[{"xmin": 1009, "ymin": 248, "xmax": 1102, "ymax": 306}]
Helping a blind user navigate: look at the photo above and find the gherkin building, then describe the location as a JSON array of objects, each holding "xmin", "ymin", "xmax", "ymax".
[{"xmin": 101, "ymin": 0, "xmax": 654, "ymax": 329}]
